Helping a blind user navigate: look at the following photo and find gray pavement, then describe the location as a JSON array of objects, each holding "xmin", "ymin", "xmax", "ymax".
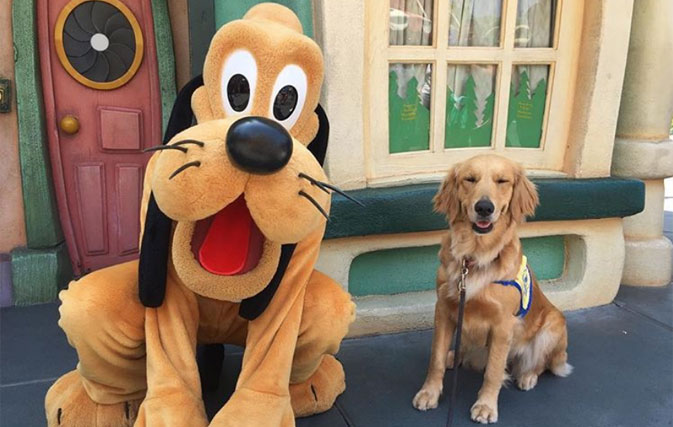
[{"xmin": 2, "ymin": 224, "xmax": 672, "ymax": 427}]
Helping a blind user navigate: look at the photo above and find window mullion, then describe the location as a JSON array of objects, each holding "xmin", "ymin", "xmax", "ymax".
[
  {"xmin": 435, "ymin": 0, "xmax": 450, "ymax": 48},
  {"xmin": 430, "ymin": 0, "xmax": 449, "ymax": 154},
  {"xmin": 493, "ymin": 58, "xmax": 512, "ymax": 151},
  {"xmin": 502, "ymin": 0, "xmax": 518, "ymax": 50},
  {"xmin": 493, "ymin": 0, "xmax": 519, "ymax": 150},
  {"xmin": 431, "ymin": 54, "xmax": 448, "ymax": 154}
]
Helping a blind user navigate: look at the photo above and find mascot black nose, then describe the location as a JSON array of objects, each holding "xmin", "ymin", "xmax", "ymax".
[{"xmin": 226, "ymin": 117, "xmax": 293, "ymax": 174}]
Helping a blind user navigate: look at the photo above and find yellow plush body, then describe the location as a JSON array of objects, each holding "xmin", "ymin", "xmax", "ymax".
[{"xmin": 44, "ymin": 4, "xmax": 355, "ymax": 426}]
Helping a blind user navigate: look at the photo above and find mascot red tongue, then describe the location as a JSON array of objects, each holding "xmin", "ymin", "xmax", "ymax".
[{"xmin": 197, "ymin": 195, "xmax": 265, "ymax": 275}]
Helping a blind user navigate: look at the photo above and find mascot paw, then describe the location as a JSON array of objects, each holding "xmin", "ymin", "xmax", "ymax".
[
  {"xmin": 45, "ymin": 370, "xmax": 142, "ymax": 426},
  {"xmin": 289, "ymin": 355, "xmax": 346, "ymax": 417}
]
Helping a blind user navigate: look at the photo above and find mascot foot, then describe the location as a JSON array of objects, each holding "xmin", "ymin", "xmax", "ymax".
[
  {"xmin": 289, "ymin": 355, "xmax": 346, "ymax": 417},
  {"xmin": 45, "ymin": 370, "xmax": 142, "ymax": 426}
]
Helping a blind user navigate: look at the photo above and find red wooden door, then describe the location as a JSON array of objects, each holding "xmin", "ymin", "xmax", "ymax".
[{"xmin": 38, "ymin": 0, "xmax": 162, "ymax": 275}]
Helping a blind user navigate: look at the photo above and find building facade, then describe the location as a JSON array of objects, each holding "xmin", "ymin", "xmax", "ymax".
[{"xmin": 1, "ymin": 0, "xmax": 671, "ymax": 336}]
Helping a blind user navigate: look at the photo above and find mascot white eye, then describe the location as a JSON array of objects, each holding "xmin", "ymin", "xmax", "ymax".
[
  {"xmin": 269, "ymin": 65, "xmax": 307, "ymax": 130},
  {"xmin": 221, "ymin": 50, "xmax": 257, "ymax": 116}
]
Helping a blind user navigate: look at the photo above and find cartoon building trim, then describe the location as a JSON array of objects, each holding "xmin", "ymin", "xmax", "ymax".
[{"xmin": 0, "ymin": 0, "xmax": 670, "ymax": 337}]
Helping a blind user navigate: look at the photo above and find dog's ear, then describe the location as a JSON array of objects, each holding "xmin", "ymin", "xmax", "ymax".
[
  {"xmin": 307, "ymin": 104, "xmax": 329, "ymax": 166},
  {"xmin": 510, "ymin": 166, "xmax": 539, "ymax": 223},
  {"xmin": 138, "ymin": 75, "xmax": 204, "ymax": 307},
  {"xmin": 138, "ymin": 194, "xmax": 171, "ymax": 307},
  {"xmin": 433, "ymin": 165, "xmax": 461, "ymax": 224}
]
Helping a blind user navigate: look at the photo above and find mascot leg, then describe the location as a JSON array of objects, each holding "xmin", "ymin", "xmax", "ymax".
[
  {"xmin": 289, "ymin": 270, "xmax": 355, "ymax": 417},
  {"xmin": 45, "ymin": 260, "xmax": 147, "ymax": 426}
]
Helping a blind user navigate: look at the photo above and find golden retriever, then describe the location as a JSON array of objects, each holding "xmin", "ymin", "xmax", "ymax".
[{"xmin": 412, "ymin": 154, "xmax": 572, "ymax": 424}]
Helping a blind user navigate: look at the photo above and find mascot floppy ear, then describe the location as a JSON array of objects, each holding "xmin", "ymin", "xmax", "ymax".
[
  {"xmin": 138, "ymin": 77, "xmax": 330, "ymax": 313},
  {"xmin": 138, "ymin": 76, "xmax": 202, "ymax": 308}
]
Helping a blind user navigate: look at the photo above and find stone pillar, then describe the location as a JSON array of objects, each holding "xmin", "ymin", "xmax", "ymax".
[{"xmin": 612, "ymin": 0, "xmax": 673, "ymax": 286}]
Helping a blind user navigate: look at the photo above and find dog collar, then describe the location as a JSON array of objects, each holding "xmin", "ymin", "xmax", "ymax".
[{"xmin": 494, "ymin": 255, "xmax": 532, "ymax": 317}]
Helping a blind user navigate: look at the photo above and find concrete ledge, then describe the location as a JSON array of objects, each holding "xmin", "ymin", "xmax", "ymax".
[
  {"xmin": 11, "ymin": 243, "xmax": 72, "ymax": 305},
  {"xmin": 342, "ymin": 218, "xmax": 625, "ymax": 337},
  {"xmin": 348, "ymin": 291, "xmax": 435, "ymax": 337},
  {"xmin": 622, "ymin": 236, "xmax": 673, "ymax": 286},
  {"xmin": 612, "ymin": 137, "xmax": 673, "ymax": 179}
]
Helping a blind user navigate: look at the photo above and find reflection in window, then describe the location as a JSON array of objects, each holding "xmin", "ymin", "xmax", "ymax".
[
  {"xmin": 445, "ymin": 64, "xmax": 497, "ymax": 148},
  {"xmin": 390, "ymin": 0, "xmax": 434, "ymax": 46},
  {"xmin": 448, "ymin": 0, "xmax": 502, "ymax": 47},
  {"xmin": 515, "ymin": 0, "xmax": 557, "ymax": 47},
  {"xmin": 389, "ymin": 63, "xmax": 432, "ymax": 153},
  {"xmin": 506, "ymin": 65, "xmax": 549, "ymax": 148}
]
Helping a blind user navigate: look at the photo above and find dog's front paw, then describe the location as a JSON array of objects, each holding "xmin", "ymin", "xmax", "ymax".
[
  {"xmin": 470, "ymin": 400, "xmax": 498, "ymax": 424},
  {"xmin": 516, "ymin": 372, "xmax": 538, "ymax": 391},
  {"xmin": 412, "ymin": 384, "xmax": 442, "ymax": 411}
]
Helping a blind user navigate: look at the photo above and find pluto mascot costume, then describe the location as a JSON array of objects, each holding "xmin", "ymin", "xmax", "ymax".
[{"xmin": 45, "ymin": 4, "xmax": 356, "ymax": 426}]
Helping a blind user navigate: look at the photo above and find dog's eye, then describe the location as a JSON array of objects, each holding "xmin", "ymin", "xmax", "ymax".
[
  {"xmin": 221, "ymin": 50, "xmax": 257, "ymax": 116},
  {"xmin": 269, "ymin": 65, "xmax": 307, "ymax": 130},
  {"xmin": 465, "ymin": 176, "xmax": 477, "ymax": 183},
  {"xmin": 227, "ymin": 74, "xmax": 250, "ymax": 112},
  {"xmin": 273, "ymin": 85, "xmax": 298, "ymax": 121},
  {"xmin": 496, "ymin": 178, "xmax": 509, "ymax": 184}
]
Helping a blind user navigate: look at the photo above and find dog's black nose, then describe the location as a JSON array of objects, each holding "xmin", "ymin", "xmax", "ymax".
[
  {"xmin": 475, "ymin": 199, "xmax": 494, "ymax": 217},
  {"xmin": 226, "ymin": 116, "xmax": 293, "ymax": 174}
]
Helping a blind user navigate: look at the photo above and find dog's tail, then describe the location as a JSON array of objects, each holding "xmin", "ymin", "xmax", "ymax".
[
  {"xmin": 549, "ymin": 347, "xmax": 573, "ymax": 377},
  {"xmin": 551, "ymin": 360, "xmax": 573, "ymax": 377}
]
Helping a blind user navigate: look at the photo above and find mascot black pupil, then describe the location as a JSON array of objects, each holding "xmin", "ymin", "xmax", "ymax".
[
  {"xmin": 273, "ymin": 85, "xmax": 298, "ymax": 120},
  {"xmin": 227, "ymin": 74, "xmax": 250, "ymax": 111}
]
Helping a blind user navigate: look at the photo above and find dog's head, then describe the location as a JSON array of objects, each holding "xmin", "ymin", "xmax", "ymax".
[
  {"xmin": 434, "ymin": 154, "xmax": 538, "ymax": 234},
  {"xmin": 138, "ymin": 4, "xmax": 331, "ymax": 314}
]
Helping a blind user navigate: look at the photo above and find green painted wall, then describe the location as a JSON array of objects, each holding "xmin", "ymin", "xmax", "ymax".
[
  {"xmin": 214, "ymin": 0, "xmax": 314, "ymax": 36},
  {"xmin": 188, "ymin": 1, "xmax": 315, "ymax": 83},
  {"xmin": 348, "ymin": 236, "xmax": 565, "ymax": 297},
  {"xmin": 151, "ymin": 0, "xmax": 177, "ymax": 133},
  {"xmin": 12, "ymin": 0, "xmax": 64, "ymax": 249}
]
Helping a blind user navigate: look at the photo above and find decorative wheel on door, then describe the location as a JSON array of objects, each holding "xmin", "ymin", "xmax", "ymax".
[{"xmin": 54, "ymin": 0, "xmax": 144, "ymax": 90}]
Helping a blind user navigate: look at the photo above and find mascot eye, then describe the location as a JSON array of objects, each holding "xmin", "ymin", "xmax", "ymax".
[
  {"xmin": 220, "ymin": 50, "xmax": 257, "ymax": 116},
  {"xmin": 273, "ymin": 85, "xmax": 298, "ymax": 120},
  {"xmin": 227, "ymin": 74, "xmax": 250, "ymax": 112},
  {"xmin": 269, "ymin": 65, "xmax": 307, "ymax": 130}
]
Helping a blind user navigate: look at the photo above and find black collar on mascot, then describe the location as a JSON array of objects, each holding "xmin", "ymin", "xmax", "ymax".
[{"xmin": 138, "ymin": 75, "xmax": 329, "ymax": 320}]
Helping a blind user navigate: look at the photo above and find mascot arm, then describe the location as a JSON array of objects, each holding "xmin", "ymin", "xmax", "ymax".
[
  {"xmin": 210, "ymin": 227, "xmax": 325, "ymax": 427},
  {"xmin": 135, "ymin": 272, "xmax": 209, "ymax": 426}
]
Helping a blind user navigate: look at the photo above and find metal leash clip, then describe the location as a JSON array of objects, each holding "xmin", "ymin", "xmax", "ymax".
[{"xmin": 459, "ymin": 259, "xmax": 469, "ymax": 292}]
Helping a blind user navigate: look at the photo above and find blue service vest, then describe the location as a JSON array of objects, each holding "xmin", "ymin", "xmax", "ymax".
[{"xmin": 494, "ymin": 255, "xmax": 532, "ymax": 317}]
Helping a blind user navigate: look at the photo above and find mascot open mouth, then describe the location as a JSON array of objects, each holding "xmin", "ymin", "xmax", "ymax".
[{"xmin": 191, "ymin": 195, "xmax": 265, "ymax": 275}]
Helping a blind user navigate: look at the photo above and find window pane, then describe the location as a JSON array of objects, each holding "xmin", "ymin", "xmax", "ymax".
[
  {"xmin": 515, "ymin": 0, "xmax": 557, "ymax": 47},
  {"xmin": 506, "ymin": 64, "xmax": 549, "ymax": 148},
  {"xmin": 389, "ymin": 63, "xmax": 432, "ymax": 153},
  {"xmin": 390, "ymin": 0, "xmax": 433, "ymax": 46},
  {"xmin": 448, "ymin": 0, "xmax": 502, "ymax": 47},
  {"xmin": 445, "ymin": 64, "xmax": 497, "ymax": 149}
]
